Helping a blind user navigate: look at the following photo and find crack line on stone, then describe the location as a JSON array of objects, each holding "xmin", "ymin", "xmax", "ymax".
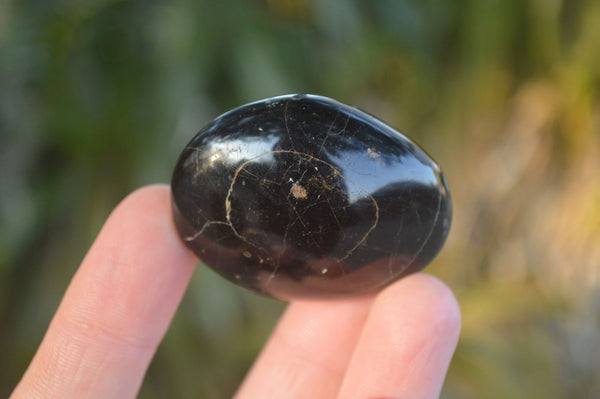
[
  {"xmin": 225, "ymin": 150, "xmax": 380, "ymax": 269},
  {"xmin": 317, "ymin": 112, "xmax": 339, "ymax": 155},
  {"xmin": 184, "ymin": 220, "xmax": 230, "ymax": 242},
  {"xmin": 284, "ymin": 100, "xmax": 295, "ymax": 150}
]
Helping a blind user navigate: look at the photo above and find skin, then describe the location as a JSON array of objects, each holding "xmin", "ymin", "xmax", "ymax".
[{"xmin": 11, "ymin": 185, "xmax": 461, "ymax": 399}]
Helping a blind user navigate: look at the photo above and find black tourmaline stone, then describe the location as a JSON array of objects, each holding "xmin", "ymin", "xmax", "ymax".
[{"xmin": 171, "ymin": 94, "xmax": 451, "ymax": 300}]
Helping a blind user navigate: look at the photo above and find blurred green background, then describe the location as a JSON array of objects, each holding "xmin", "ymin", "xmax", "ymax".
[{"xmin": 2, "ymin": 0, "xmax": 600, "ymax": 397}]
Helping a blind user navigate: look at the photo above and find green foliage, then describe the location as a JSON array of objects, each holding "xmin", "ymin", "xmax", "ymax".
[{"xmin": 2, "ymin": 0, "xmax": 600, "ymax": 397}]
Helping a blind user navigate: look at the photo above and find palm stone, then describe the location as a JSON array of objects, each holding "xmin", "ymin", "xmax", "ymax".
[{"xmin": 171, "ymin": 94, "xmax": 451, "ymax": 300}]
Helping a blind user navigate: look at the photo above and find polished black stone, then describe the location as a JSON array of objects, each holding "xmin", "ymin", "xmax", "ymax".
[{"xmin": 171, "ymin": 94, "xmax": 451, "ymax": 300}]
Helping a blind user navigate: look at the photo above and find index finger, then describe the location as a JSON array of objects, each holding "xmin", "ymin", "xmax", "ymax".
[{"xmin": 11, "ymin": 185, "xmax": 197, "ymax": 399}]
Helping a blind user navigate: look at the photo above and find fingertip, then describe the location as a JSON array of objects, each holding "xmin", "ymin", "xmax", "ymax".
[
  {"xmin": 115, "ymin": 184, "xmax": 170, "ymax": 212},
  {"xmin": 377, "ymin": 273, "xmax": 461, "ymax": 339},
  {"xmin": 111, "ymin": 184, "xmax": 185, "ymax": 244},
  {"xmin": 93, "ymin": 184, "xmax": 197, "ymax": 266},
  {"xmin": 337, "ymin": 273, "xmax": 461, "ymax": 399}
]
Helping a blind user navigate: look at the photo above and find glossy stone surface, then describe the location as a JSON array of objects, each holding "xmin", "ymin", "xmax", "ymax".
[{"xmin": 171, "ymin": 94, "xmax": 451, "ymax": 300}]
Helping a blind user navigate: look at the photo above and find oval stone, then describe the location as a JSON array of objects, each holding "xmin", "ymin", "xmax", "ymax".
[{"xmin": 171, "ymin": 94, "xmax": 451, "ymax": 300}]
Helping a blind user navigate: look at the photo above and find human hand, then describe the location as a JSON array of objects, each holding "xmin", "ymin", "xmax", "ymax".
[{"xmin": 11, "ymin": 185, "xmax": 460, "ymax": 399}]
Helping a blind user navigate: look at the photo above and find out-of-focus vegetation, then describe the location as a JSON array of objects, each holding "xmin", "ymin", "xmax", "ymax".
[{"xmin": 1, "ymin": 0, "xmax": 599, "ymax": 397}]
